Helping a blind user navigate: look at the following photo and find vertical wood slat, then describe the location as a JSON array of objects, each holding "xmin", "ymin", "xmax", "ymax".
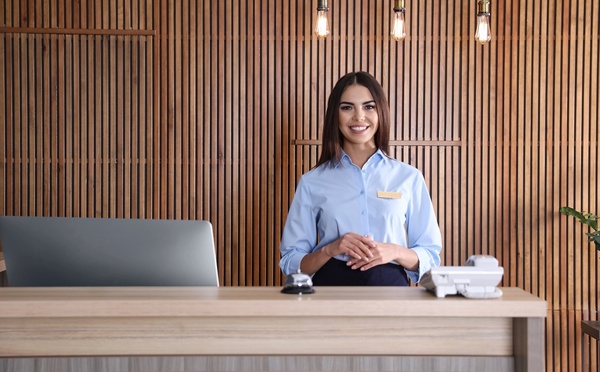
[{"xmin": 0, "ymin": 0, "xmax": 598, "ymax": 371}]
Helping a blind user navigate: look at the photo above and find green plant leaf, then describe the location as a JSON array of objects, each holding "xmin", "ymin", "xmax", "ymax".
[
  {"xmin": 560, "ymin": 206, "xmax": 584, "ymax": 219},
  {"xmin": 587, "ymin": 231, "xmax": 600, "ymax": 247},
  {"xmin": 561, "ymin": 206, "xmax": 600, "ymax": 252},
  {"xmin": 584, "ymin": 213, "xmax": 598, "ymax": 230},
  {"xmin": 560, "ymin": 206, "xmax": 599, "ymax": 231}
]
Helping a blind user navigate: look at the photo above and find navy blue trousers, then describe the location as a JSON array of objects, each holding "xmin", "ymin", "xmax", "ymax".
[{"xmin": 311, "ymin": 258, "xmax": 409, "ymax": 286}]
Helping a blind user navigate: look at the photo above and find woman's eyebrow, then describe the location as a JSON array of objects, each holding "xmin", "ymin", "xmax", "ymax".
[{"xmin": 339, "ymin": 100, "xmax": 376, "ymax": 105}]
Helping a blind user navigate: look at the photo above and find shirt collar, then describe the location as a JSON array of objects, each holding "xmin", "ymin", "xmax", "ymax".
[{"xmin": 337, "ymin": 148, "xmax": 387, "ymax": 168}]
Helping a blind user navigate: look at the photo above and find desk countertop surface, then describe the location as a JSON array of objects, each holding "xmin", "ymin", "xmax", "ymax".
[{"xmin": 0, "ymin": 286, "xmax": 546, "ymax": 318}]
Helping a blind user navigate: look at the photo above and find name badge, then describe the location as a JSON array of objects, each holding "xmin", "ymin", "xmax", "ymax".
[{"xmin": 377, "ymin": 191, "xmax": 402, "ymax": 199}]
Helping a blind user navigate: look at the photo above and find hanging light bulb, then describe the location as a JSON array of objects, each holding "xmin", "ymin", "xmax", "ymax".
[
  {"xmin": 314, "ymin": 0, "xmax": 330, "ymax": 39},
  {"xmin": 475, "ymin": 0, "xmax": 491, "ymax": 45},
  {"xmin": 391, "ymin": 0, "xmax": 406, "ymax": 41}
]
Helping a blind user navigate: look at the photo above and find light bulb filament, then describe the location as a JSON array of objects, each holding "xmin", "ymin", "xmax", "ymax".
[
  {"xmin": 391, "ymin": 11, "xmax": 406, "ymax": 41},
  {"xmin": 314, "ymin": 10, "xmax": 330, "ymax": 39},
  {"xmin": 475, "ymin": 13, "xmax": 491, "ymax": 44}
]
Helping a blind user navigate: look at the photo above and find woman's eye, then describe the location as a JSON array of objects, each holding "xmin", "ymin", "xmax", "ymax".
[
  {"xmin": 365, "ymin": 104, "xmax": 376, "ymax": 110},
  {"xmin": 340, "ymin": 105, "xmax": 353, "ymax": 111}
]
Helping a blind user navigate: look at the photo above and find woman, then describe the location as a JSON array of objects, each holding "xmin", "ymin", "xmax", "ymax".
[{"xmin": 279, "ymin": 71, "xmax": 442, "ymax": 286}]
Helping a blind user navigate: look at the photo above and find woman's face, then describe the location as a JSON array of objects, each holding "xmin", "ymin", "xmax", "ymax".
[{"xmin": 337, "ymin": 84, "xmax": 379, "ymax": 148}]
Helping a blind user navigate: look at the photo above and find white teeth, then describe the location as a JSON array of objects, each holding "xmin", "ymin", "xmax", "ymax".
[{"xmin": 351, "ymin": 126, "xmax": 367, "ymax": 131}]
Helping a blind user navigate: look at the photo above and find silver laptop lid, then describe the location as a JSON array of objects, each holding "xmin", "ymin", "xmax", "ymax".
[{"xmin": 0, "ymin": 216, "xmax": 220, "ymax": 287}]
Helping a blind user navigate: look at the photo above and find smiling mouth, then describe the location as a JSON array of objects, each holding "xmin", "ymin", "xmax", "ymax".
[{"xmin": 350, "ymin": 126, "xmax": 369, "ymax": 132}]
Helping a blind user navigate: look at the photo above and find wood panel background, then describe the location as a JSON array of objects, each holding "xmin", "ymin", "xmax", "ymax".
[{"xmin": 0, "ymin": 0, "xmax": 598, "ymax": 371}]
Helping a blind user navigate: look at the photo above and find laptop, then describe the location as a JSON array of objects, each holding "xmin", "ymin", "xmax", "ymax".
[{"xmin": 0, "ymin": 216, "xmax": 220, "ymax": 287}]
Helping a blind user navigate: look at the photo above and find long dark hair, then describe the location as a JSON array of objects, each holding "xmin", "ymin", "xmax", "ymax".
[{"xmin": 315, "ymin": 71, "xmax": 391, "ymax": 168}]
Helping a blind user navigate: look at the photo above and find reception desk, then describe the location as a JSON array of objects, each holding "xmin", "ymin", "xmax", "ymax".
[{"xmin": 0, "ymin": 286, "xmax": 546, "ymax": 372}]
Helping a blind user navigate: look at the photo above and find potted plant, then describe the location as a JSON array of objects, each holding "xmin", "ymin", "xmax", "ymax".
[
  {"xmin": 559, "ymin": 206, "xmax": 600, "ymax": 251},
  {"xmin": 561, "ymin": 206, "xmax": 600, "ymax": 369}
]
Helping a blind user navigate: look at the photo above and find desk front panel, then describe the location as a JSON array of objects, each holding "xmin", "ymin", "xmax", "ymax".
[{"xmin": 0, "ymin": 315, "xmax": 512, "ymax": 357}]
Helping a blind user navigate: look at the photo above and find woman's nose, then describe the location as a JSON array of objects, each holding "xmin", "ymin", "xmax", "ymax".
[{"xmin": 354, "ymin": 109, "xmax": 365, "ymax": 121}]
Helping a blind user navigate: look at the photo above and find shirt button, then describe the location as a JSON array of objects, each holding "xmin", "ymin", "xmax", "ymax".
[
  {"xmin": 360, "ymin": 190, "xmax": 365, "ymax": 195},
  {"xmin": 361, "ymin": 210, "xmax": 367, "ymax": 215}
]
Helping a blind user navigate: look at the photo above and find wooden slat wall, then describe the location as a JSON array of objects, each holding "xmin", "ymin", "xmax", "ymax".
[{"xmin": 0, "ymin": 0, "xmax": 598, "ymax": 371}]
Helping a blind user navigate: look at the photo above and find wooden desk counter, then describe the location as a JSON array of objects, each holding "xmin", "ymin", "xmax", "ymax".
[{"xmin": 0, "ymin": 286, "xmax": 546, "ymax": 372}]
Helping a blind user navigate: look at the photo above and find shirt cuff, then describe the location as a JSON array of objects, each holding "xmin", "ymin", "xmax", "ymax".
[
  {"xmin": 405, "ymin": 247, "xmax": 435, "ymax": 283},
  {"xmin": 284, "ymin": 253, "xmax": 306, "ymax": 276}
]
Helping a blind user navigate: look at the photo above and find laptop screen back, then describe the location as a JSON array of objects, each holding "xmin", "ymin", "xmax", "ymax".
[{"xmin": 0, "ymin": 216, "xmax": 220, "ymax": 287}]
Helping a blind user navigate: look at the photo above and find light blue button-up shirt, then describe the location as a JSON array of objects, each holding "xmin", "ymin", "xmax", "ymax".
[{"xmin": 279, "ymin": 149, "xmax": 442, "ymax": 283}]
